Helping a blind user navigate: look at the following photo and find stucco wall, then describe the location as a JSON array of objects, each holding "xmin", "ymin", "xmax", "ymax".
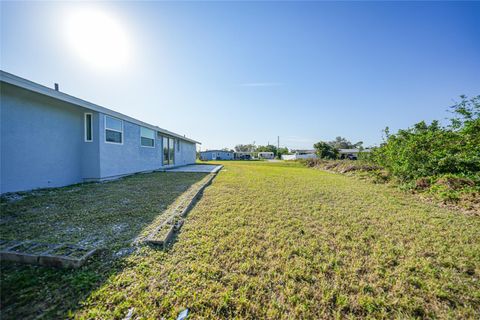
[
  {"xmin": 1, "ymin": 83, "xmax": 198, "ymax": 192},
  {"xmin": 82, "ymin": 112, "xmax": 101, "ymax": 180},
  {"xmin": 0, "ymin": 83, "xmax": 99, "ymax": 193},
  {"xmin": 98, "ymin": 113, "xmax": 163, "ymax": 178},
  {"xmin": 175, "ymin": 140, "xmax": 197, "ymax": 165},
  {"xmin": 200, "ymin": 151, "xmax": 233, "ymax": 160},
  {"xmin": 98, "ymin": 114, "xmax": 197, "ymax": 178}
]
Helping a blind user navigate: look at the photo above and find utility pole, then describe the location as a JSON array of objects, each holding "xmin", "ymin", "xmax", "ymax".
[{"xmin": 277, "ymin": 136, "xmax": 280, "ymax": 150}]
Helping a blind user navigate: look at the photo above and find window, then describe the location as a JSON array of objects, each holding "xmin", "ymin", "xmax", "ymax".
[
  {"xmin": 140, "ymin": 127, "xmax": 155, "ymax": 147},
  {"xmin": 84, "ymin": 113, "xmax": 93, "ymax": 142},
  {"xmin": 162, "ymin": 136, "xmax": 175, "ymax": 165},
  {"xmin": 177, "ymin": 139, "xmax": 180, "ymax": 152},
  {"xmin": 105, "ymin": 115, "xmax": 123, "ymax": 144}
]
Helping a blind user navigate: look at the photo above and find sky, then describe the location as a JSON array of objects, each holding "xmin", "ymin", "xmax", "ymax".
[{"xmin": 1, "ymin": 1, "xmax": 479, "ymax": 150}]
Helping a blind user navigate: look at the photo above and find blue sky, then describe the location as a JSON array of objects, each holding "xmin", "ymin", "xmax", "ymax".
[{"xmin": 1, "ymin": 1, "xmax": 479, "ymax": 150}]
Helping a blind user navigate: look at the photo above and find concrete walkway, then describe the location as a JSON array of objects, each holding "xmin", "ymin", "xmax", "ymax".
[{"xmin": 167, "ymin": 164, "xmax": 223, "ymax": 173}]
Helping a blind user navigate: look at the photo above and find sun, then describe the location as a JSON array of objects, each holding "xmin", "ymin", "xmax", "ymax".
[{"xmin": 65, "ymin": 8, "xmax": 130, "ymax": 70}]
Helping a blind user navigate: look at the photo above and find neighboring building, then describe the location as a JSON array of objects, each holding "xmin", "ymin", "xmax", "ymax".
[
  {"xmin": 338, "ymin": 148, "xmax": 371, "ymax": 160},
  {"xmin": 293, "ymin": 149, "xmax": 316, "ymax": 155},
  {"xmin": 258, "ymin": 152, "xmax": 275, "ymax": 159},
  {"xmin": 199, "ymin": 150, "xmax": 234, "ymax": 161},
  {"xmin": 0, "ymin": 71, "xmax": 200, "ymax": 194},
  {"xmin": 282, "ymin": 148, "xmax": 372, "ymax": 160},
  {"xmin": 234, "ymin": 152, "xmax": 254, "ymax": 160},
  {"xmin": 282, "ymin": 150, "xmax": 317, "ymax": 160}
]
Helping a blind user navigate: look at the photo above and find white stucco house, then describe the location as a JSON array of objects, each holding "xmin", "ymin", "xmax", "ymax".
[{"xmin": 0, "ymin": 70, "xmax": 200, "ymax": 194}]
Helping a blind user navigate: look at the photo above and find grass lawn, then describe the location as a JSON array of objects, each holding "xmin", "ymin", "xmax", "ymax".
[
  {"xmin": 2, "ymin": 161, "xmax": 479, "ymax": 319},
  {"xmin": 0, "ymin": 171, "xmax": 208, "ymax": 318}
]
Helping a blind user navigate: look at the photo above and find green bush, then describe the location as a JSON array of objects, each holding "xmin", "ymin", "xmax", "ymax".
[
  {"xmin": 371, "ymin": 95, "xmax": 480, "ymax": 183},
  {"xmin": 313, "ymin": 141, "xmax": 338, "ymax": 159}
]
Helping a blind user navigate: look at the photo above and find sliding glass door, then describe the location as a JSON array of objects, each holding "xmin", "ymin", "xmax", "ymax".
[
  {"xmin": 169, "ymin": 138, "xmax": 175, "ymax": 165},
  {"xmin": 162, "ymin": 136, "xmax": 175, "ymax": 165}
]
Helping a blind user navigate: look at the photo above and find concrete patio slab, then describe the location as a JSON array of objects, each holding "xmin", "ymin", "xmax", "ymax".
[{"xmin": 167, "ymin": 164, "xmax": 223, "ymax": 173}]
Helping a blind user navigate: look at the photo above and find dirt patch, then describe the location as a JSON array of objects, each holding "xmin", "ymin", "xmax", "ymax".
[{"xmin": 435, "ymin": 176, "xmax": 475, "ymax": 190}]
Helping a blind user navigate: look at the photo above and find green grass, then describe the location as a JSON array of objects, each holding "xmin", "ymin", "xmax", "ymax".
[
  {"xmin": 301, "ymin": 159, "xmax": 480, "ymax": 212},
  {"xmin": 0, "ymin": 171, "xmax": 208, "ymax": 249},
  {"xmin": 2, "ymin": 161, "xmax": 480, "ymax": 319},
  {"xmin": 0, "ymin": 171, "xmax": 207, "ymax": 318}
]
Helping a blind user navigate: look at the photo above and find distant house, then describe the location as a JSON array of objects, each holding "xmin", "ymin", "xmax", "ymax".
[
  {"xmin": 234, "ymin": 152, "xmax": 254, "ymax": 160},
  {"xmin": 282, "ymin": 150, "xmax": 317, "ymax": 160},
  {"xmin": 0, "ymin": 71, "xmax": 200, "ymax": 194},
  {"xmin": 199, "ymin": 150, "xmax": 234, "ymax": 161},
  {"xmin": 258, "ymin": 152, "xmax": 275, "ymax": 159}
]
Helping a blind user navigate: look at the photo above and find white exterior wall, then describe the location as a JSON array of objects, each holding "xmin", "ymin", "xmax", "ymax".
[
  {"xmin": 258, "ymin": 152, "xmax": 275, "ymax": 159},
  {"xmin": 175, "ymin": 140, "xmax": 197, "ymax": 166},
  {"xmin": 282, "ymin": 153, "xmax": 318, "ymax": 160}
]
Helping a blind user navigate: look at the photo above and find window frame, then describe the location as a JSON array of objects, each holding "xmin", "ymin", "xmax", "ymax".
[
  {"xmin": 84, "ymin": 113, "xmax": 93, "ymax": 142},
  {"xmin": 104, "ymin": 115, "xmax": 123, "ymax": 145},
  {"xmin": 140, "ymin": 126, "xmax": 155, "ymax": 148}
]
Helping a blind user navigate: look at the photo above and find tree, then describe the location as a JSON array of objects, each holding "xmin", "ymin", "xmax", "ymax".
[
  {"xmin": 276, "ymin": 147, "xmax": 290, "ymax": 159},
  {"xmin": 257, "ymin": 144, "xmax": 277, "ymax": 155},
  {"xmin": 256, "ymin": 145, "xmax": 289, "ymax": 159},
  {"xmin": 328, "ymin": 136, "xmax": 363, "ymax": 149},
  {"xmin": 235, "ymin": 144, "xmax": 257, "ymax": 152},
  {"xmin": 313, "ymin": 141, "xmax": 338, "ymax": 159}
]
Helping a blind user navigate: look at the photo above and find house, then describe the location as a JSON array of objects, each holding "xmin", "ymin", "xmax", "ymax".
[
  {"xmin": 257, "ymin": 152, "xmax": 275, "ymax": 159},
  {"xmin": 0, "ymin": 71, "xmax": 200, "ymax": 194},
  {"xmin": 234, "ymin": 152, "xmax": 254, "ymax": 160},
  {"xmin": 282, "ymin": 150, "xmax": 317, "ymax": 160},
  {"xmin": 199, "ymin": 150, "xmax": 234, "ymax": 161}
]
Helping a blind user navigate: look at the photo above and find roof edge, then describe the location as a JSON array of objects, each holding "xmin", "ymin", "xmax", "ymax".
[
  {"xmin": 0, "ymin": 70, "xmax": 201, "ymax": 145},
  {"xmin": 200, "ymin": 150, "xmax": 234, "ymax": 153}
]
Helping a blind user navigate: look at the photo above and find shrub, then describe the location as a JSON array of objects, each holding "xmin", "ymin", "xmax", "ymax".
[
  {"xmin": 371, "ymin": 95, "xmax": 480, "ymax": 182},
  {"xmin": 313, "ymin": 141, "xmax": 338, "ymax": 159}
]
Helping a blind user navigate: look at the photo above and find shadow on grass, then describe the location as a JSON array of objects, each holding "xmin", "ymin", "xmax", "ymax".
[
  {"xmin": 0, "ymin": 171, "xmax": 208, "ymax": 319},
  {"xmin": 162, "ymin": 173, "xmax": 216, "ymax": 251}
]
